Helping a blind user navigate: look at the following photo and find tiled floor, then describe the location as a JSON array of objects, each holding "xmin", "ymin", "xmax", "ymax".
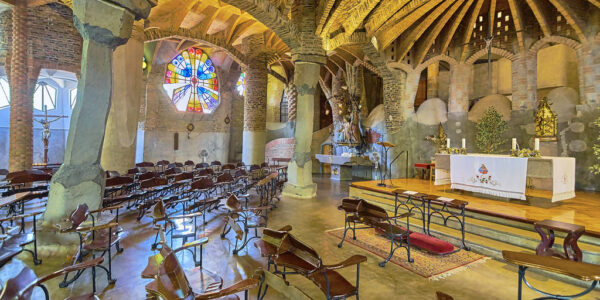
[{"xmin": 2, "ymin": 175, "xmax": 599, "ymax": 299}]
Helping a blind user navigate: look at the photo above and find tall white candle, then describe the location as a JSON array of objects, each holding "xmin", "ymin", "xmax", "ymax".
[
  {"xmin": 534, "ymin": 138, "xmax": 540, "ymax": 151},
  {"xmin": 447, "ymin": 138, "xmax": 450, "ymax": 148},
  {"xmin": 512, "ymin": 138, "xmax": 516, "ymax": 150},
  {"xmin": 462, "ymin": 138, "xmax": 466, "ymax": 149}
]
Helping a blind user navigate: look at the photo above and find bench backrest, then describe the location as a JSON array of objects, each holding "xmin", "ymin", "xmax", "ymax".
[
  {"xmin": 225, "ymin": 194, "xmax": 243, "ymax": 211},
  {"xmin": 106, "ymin": 176, "xmax": 134, "ymax": 187},
  {"xmin": 340, "ymin": 198, "xmax": 388, "ymax": 221},
  {"xmin": 278, "ymin": 233, "xmax": 322, "ymax": 273},
  {"xmin": 197, "ymin": 168, "xmax": 214, "ymax": 177},
  {"xmin": 140, "ymin": 177, "xmax": 168, "ymax": 189},
  {"xmin": 136, "ymin": 162, "xmax": 154, "ymax": 168},
  {"xmin": 211, "ymin": 161, "xmax": 222, "ymax": 166},
  {"xmin": 190, "ymin": 177, "xmax": 214, "ymax": 190},
  {"xmin": 172, "ymin": 172, "xmax": 193, "ymax": 182},
  {"xmin": 216, "ymin": 173, "xmax": 234, "ymax": 183},
  {"xmin": 155, "ymin": 252, "xmax": 194, "ymax": 299}
]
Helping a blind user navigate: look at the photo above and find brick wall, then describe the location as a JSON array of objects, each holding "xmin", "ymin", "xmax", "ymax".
[
  {"xmin": 265, "ymin": 138, "xmax": 294, "ymax": 163},
  {"xmin": 0, "ymin": 3, "xmax": 82, "ymax": 72}
]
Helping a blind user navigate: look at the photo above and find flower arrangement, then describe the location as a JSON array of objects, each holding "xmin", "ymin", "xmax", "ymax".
[
  {"xmin": 510, "ymin": 148, "xmax": 541, "ymax": 158},
  {"xmin": 440, "ymin": 147, "xmax": 467, "ymax": 155}
]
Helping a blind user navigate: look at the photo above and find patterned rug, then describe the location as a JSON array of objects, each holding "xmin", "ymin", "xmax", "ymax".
[{"xmin": 327, "ymin": 227, "xmax": 488, "ymax": 280}]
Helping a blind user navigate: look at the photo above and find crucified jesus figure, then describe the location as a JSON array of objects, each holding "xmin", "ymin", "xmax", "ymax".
[{"xmin": 34, "ymin": 115, "xmax": 67, "ymax": 164}]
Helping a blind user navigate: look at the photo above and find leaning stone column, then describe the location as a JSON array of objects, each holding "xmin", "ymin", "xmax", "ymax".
[
  {"xmin": 101, "ymin": 24, "xmax": 145, "ymax": 174},
  {"xmin": 241, "ymin": 34, "xmax": 268, "ymax": 165},
  {"xmin": 42, "ymin": 0, "xmax": 154, "ymax": 247},
  {"xmin": 282, "ymin": 46, "xmax": 326, "ymax": 198},
  {"xmin": 8, "ymin": 0, "xmax": 32, "ymax": 172}
]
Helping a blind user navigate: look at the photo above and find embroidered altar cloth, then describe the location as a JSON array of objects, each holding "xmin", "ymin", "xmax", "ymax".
[{"xmin": 450, "ymin": 154, "xmax": 528, "ymax": 200}]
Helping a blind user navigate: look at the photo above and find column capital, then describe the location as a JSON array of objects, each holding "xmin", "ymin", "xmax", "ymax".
[
  {"xmin": 290, "ymin": 32, "xmax": 326, "ymax": 64},
  {"xmin": 73, "ymin": 0, "xmax": 155, "ymax": 48}
]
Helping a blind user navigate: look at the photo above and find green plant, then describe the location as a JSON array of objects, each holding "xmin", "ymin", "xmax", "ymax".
[
  {"xmin": 590, "ymin": 114, "xmax": 600, "ymax": 175},
  {"xmin": 475, "ymin": 107, "xmax": 508, "ymax": 154}
]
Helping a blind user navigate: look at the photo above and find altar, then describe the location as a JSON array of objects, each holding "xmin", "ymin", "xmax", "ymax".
[
  {"xmin": 315, "ymin": 154, "xmax": 372, "ymax": 181},
  {"xmin": 434, "ymin": 154, "xmax": 575, "ymax": 201}
]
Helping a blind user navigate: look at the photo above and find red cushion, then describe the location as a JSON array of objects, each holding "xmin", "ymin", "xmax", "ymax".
[
  {"xmin": 374, "ymin": 227, "xmax": 455, "ymax": 255},
  {"xmin": 413, "ymin": 163, "xmax": 431, "ymax": 169}
]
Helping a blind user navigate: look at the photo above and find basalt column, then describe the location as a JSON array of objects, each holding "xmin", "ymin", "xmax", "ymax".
[
  {"xmin": 42, "ymin": 0, "xmax": 154, "ymax": 248},
  {"xmin": 241, "ymin": 34, "xmax": 268, "ymax": 165},
  {"xmin": 8, "ymin": 0, "xmax": 32, "ymax": 172},
  {"xmin": 101, "ymin": 24, "xmax": 144, "ymax": 174}
]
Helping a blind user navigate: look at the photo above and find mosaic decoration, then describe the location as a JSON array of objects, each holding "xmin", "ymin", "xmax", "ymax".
[
  {"xmin": 163, "ymin": 47, "xmax": 219, "ymax": 113},
  {"xmin": 236, "ymin": 72, "xmax": 246, "ymax": 96}
]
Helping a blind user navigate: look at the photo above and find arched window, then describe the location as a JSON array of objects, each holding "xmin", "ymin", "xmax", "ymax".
[
  {"xmin": 33, "ymin": 82, "xmax": 56, "ymax": 111},
  {"xmin": 236, "ymin": 72, "xmax": 246, "ymax": 96},
  {"xmin": 69, "ymin": 88, "xmax": 77, "ymax": 109},
  {"xmin": 163, "ymin": 47, "xmax": 219, "ymax": 113},
  {"xmin": 279, "ymin": 91, "xmax": 288, "ymax": 122},
  {"xmin": 0, "ymin": 77, "xmax": 9, "ymax": 109}
]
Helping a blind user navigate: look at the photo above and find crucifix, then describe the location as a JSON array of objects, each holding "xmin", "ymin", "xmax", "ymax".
[
  {"xmin": 484, "ymin": 35, "xmax": 494, "ymax": 92},
  {"xmin": 33, "ymin": 82, "xmax": 67, "ymax": 165}
]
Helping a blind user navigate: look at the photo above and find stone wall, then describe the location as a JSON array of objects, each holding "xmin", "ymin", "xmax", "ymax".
[{"xmin": 265, "ymin": 138, "xmax": 294, "ymax": 163}]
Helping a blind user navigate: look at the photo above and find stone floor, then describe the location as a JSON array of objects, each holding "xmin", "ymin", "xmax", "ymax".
[{"xmin": 2, "ymin": 175, "xmax": 600, "ymax": 299}]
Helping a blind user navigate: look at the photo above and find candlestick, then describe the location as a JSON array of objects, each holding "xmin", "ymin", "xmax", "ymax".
[
  {"xmin": 534, "ymin": 138, "xmax": 540, "ymax": 151},
  {"xmin": 462, "ymin": 138, "xmax": 466, "ymax": 149},
  {"xmin": 512, "ymin": 138, "xmax": 516, "ymax": 150},
  {"xmin": 446, "ymin": 138, "xmax": 450, "ymax": 148}
]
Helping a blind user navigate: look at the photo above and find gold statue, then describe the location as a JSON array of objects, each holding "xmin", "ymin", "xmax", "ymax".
[
  {"xmin": 535, "ymin": 97, "xmax": 557, "ymax": 141},
  {"xmin": 425, "ymin": 123, "xmax": 448, "ymax": 153}
]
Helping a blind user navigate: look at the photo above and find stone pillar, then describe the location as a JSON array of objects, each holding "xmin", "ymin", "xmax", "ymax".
[
  {"xmin": 43, "ymin": 0, "xmax": 154, "ymax": 237},
  {"xmin": 285, "ymin": 82, "xmax": 298, "ymax": 122},
  {"xmin": 448, "ymin": 63, "xmax": 472, "ymax": 113},
  {"xmin": 101, "ymin": 25, "xmax": 144, "ymax": 174},
  {"xmin": 8, "ymin": 1, "xmax": 32, "ymax": 172},
  {"xmin": 402, "ymin": 70, "xmax": 419, "ymax": 118},
  {"xmin": 578, "ymin": 39, "xmax": 600, "ymax": 105},
  {"xmin": 427, "ymin": 62, "xmax": 439, "ymax": 99},
  {"xmin": 511, "ymin": 51, "xmax": 537, "ymax": 110},
  {"xmin": 241, "ymin": 34, "xmax": 268, "ymax": 165}
]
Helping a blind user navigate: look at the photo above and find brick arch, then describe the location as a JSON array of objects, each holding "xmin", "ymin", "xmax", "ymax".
[
  {"xmin": 465, "ymin": 47, "xmax": 516, "ymax": 64},
  {"xmin": 415, "ymin": 54, "xmax": 458, "ymax": 73},
  {"xmin": 219, "ymin": 0, "xmax": 300, "ymax": 49},
  {"xmin": 144, "ymin": 28, "xmax": 246, "ymax": 66},
  {"xmin": 386, "ymin": 61, "xmax": 413, "ymax": 74},
  {"xmin": 529, "ymin": 35, "xmax": 582, "ymax": 53}
]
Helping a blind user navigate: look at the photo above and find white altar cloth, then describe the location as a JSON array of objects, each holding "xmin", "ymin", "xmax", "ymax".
[{"xmin": 450, "ymin": 154, "xmax": 528, "ymax": 200}]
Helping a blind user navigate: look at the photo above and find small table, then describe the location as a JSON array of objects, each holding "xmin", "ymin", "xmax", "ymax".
[{"xmin": 534, "ymin": 219, "xmax": 585, "ymax": 262}]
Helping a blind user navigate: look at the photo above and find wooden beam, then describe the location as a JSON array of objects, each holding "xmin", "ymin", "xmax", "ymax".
[
  {"xmin": 364, "ymin": 0, "xmax": 412, "ymax": 35},
  {"xmin": 374, "ymin": 0, "xmax": 445, "ymax": 51},
  {"xmin": 524, "ymin": 0, "xmax": 552, "ymax": 37},
  {"xmin": 320, "ymin": 0, "xmax": 352, "ymax": 37},
  {"xmin": 547, "ymin": 0, "xmax": 587, "ymax": 41},
  {"xmin": 588, "ymin": 0, "xmax": 600, "ymax": 9},
  {"xmin": 341, "ymin": 0, "xmax": 381, "ymax": 36},
  {"xmin": 459, "ymin": 0, "xmax": 485, "ymax": 62},
  {"xmin": 507, "ymin": 0, "xmax": 525, "ymax": 53},
  {"xmin": 316, "ymin": 0, "xmax": 338, "ymax": 34},
  {"xmin": 488, "ymin": 0, "xmax": 497, "ymax": 38},
  {"xmin": 438, "ymin": 0, "xmax": 475, "ymax": 55},
  {"xmin": 413, "ymin": 0, "xmax": 466, "ymax": 66}
]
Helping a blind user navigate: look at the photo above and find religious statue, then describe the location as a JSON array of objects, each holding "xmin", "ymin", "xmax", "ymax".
[
  {"xmin": 535, "ymin": 97, "xmax": 557, "ymax": 141},
  {"xmin": 425, "ymin": 123, "xmax": 448, "ymax": 153},
  {"xmin": 34, "ymin": 112, "xmax": 66, "ymax": 165}
]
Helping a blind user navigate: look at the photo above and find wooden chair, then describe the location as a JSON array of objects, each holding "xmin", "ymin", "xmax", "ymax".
[
  {"xmin": 254, "ymin": 225, "xmax": 293, "ymax": 272},
  {"xmin": 144, "ymin": 249, "xmax": 258, "ymax": 300},
  {"xmin": 215, "ymin": 173, "xmax": 235, "ymax": 196},
  {"xmin": 195, "ymin": 162, "xmax": 209, "ymax": 169},
  {"xmin": 0, "ymin": 257, "xmax": 105, "ymax": 299},
  {"xmin": 338, "ymin": 198, "xmax": 414, "ymax": 266},
  {"xmin": 156, "ymin": 160, "xmax": 170, "ymax": 172},
  {"xmin": 503, "ymin": 250, "xmax": 600, "ymax": 300},
  {"xmin": 259, "ymin": 229, "xmax": 366, "ymax": 300},
  {"xmin": 196, "ymin": 168, "xmax": 215, "ymax": 178},
  {"xmin": 184, "ymin": 178, "xmax": 222, "ymax": 225},
  {"xmin": 56, "ymin": 204, "xmax": 124, "ymax": 288},
  {"xmin": 136, "ymin": 162, "xmax": 155, "ymax": 169},
  {"xmin": 103, "ymin": 176, "xmax": 136, "ymax": 208},
  {"xmin": 220, "ymin": 194, "xmax": 271, "ymax": 255},
  {"xmin": 184, "ymin": 160, "xmax": 195, "ymax": 171},
  {"xmin": 254, "ymin": 269, "xmax": 312, "ymax": 300},
  {"xmin": 136, "ymin": 177, "xmax": 171, "ymax": 220},
  {"xmin": 147, "ymin": 201, "xmax": 206, "ymax": 267},
  {"xmin": 0, "ymin": 211, "xmax": 43, "ymax": 265}
]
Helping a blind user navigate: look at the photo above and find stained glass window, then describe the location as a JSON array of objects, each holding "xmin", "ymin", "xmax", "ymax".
[
  {"xmin": 33, "ymin": 83, "xmax": 56, "ymax": 111},
  {"xmin": 70, "ymin": 88, "xmax": 77, "ymax": 108},
  {"xmin": 236, "ymin": 72, "xmax": 246, "ymax": 96},
  {"xmin": 163, "ymin": 47, "xmax": 219, "ymax": 113},
  {"xmin": 0, "ymin": 78, "xmax": 9, "ymax": 109}
]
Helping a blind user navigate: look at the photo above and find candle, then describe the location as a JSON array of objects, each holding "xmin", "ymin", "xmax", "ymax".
[
  {"xmin": 446, "ymin": 138, "xmax": 450, "ymax": 148},
  {"xmin": 462, "ymin": 138, "xmax": 466, "ymax": 149},
  {"xmin": 512, "ymin": 138, "xmax": 516, "ymax": 150},
  {"xmin": 534, "ymin": 138, "xmax": 540, "ymax": 151}
]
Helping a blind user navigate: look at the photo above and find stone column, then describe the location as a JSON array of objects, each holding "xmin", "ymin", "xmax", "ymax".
[
  {"xmin": 43, "ymin": 0, "xmax": 154, "ymax": 233},
  {"xmin": 101, "ymin": 24, "xmax": 144, "ymax": 174},
  {"xmin": 448, "ymin": 63, "xmax": 472, "ymax": 114},
  {"xmin": 511, "ymin": 51, "xmax": 537, "ymax": 110},
  {"xmin": 427, "ymin": 62, "xmax": 439, "ymax": 99},
  {"xmin": 8, "ymin": 0, "xmax": 32, "ymax": 172},
  {"xmin": 241, "ymin": 34, "xmax": 268, "ymax": 165},
  {"xmin": 283, "ymin": 54, "xmax": 325, "ymax": 198},
  {"xmin": 578, "ymin": 39, "xmax": 600, "ymax": 105}
]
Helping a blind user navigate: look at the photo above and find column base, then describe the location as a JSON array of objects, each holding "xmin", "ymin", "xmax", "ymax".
[{"xmin": 282, "ymin": 182, "xmax": 317, "ymax": 199}]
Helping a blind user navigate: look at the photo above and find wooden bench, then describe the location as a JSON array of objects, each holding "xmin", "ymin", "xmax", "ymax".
[
  {"xmin": 221, "ymin": 194, "xmax": 271, "ymax": 255},
  {"xmin": 338, "ymin": 198, "xmax": 414, "ymax": 266},
  {"xmin": 534, "ymin": 219, "xmax": 585, "ymax": 262},
  {"xmin": 503, "ymin": 250, "xmax": 600, "ymax": 299},
  {"xmin": 255, "ymin": 226, "xmax": 366, "ymax": 299}
]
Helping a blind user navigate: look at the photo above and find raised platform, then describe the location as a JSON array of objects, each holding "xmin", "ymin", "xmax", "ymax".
[{"xmin": 349, "ymin": 179, "xmax": 600, "ymax": 287}]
